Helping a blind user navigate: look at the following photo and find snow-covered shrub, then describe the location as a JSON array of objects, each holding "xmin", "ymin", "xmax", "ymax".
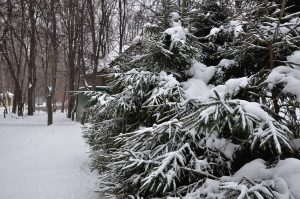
[
  {"xmin": 83, "ymin": 1, "xmax": 300, "ymax": 198},
  {"xmin": 83, "ymin": 10, "xmax": 207, "ymax": 197},
  {"xmin": 172, "ymin": 158, "xmax": 300, "ymax": 199}
]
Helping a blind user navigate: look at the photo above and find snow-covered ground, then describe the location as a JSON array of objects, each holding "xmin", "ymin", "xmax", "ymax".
[{"xmin": 0, "ymin": 110, "xmax": 100, "ymax": 199}]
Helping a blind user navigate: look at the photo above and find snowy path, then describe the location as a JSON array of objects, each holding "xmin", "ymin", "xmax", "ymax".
[{"xmin": 0, "ymin": 111, "xmax": 100, "ymax": 199}]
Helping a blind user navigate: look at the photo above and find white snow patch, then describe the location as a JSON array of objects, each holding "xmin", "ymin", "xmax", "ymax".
[
  {"xmin": 225, "ymin": 77, "xmax": 248, "ymax": 97},
  {"xmin": 175, "ymin": 158, "xmax": 300, "ymax": 199},
  {"xmin": 234, "ymin": 25, "xmax": 243, "ymax": 38},
  {"xmin": 287, "ymin": 50, "xmax": 300, "ymax": 68},
  {"xmin": 182, "ymin": 61, "xmax": 216, "ymax": 100},
  {"xmin": 169, "ymin": 12, "xmax": 180, "ymax": 22},
  {"xmin": 187, "ymin": 61, "xmax": 216, "ymax": 84},
  {"xmin": 204, "ymin": 133, "xmax": 239, "ymax": 160},
  {"xmin": 207, "ymin": 27, "xmax": 221, "ymax": 37},
  {"xmin": 239, "ymin": 100, "xmax": 273, "ymax": 122},
  {"xmin": 289, "ymin": 17, "xmax": 300, "ymax": 32},
  {"xmin": 164, "ymin": 12, "xmax": 186, "ymax": 48},
  {"xmin": 218, "ymin": 59, "xmax": 236, "ymax": 68},
  {"xmin": 0, "ymin": 112, "xmax": 101, "ymax": 199},
  {"xmin": 209, "ymin": 77, "xmax": 248, "ymax": 99},
  {"xmin": 209, "ymin": 84, "xmax": 226, "ymax": 99},
  {"xmin": 265, "ymin": 66, "xmax": 300, "ymax": 101},
  {"xmin": 164, "ymin": 25, "xmax": 187, "ymax": 46},
  {"xmin": 143, "ymin": 22, "xmax": 157, "ymax": 28},
  {"xmin": 159, "ymin": 71, "xmax": 179, "ymax": 88},
  {"xmin": 231, "ymin": 159, "xmax": 271, "ymax": 181},
  {"xmin": 182, "ymin": 78, "xmax": 212, "ymax": 100},
  {"xmin": 132, "ymin": 36, "xmax": 142, "ymax": 44},
  {"xmin": 279, "ymin": 26, "xmax": 290, "ymax": 34},
  {"xmin": 226, "ymin": 158, "xmax": 300, "ymax": 198},
  {"xmin": 229, "ymin": 20, "xmax": 244, "ymax": 38}
]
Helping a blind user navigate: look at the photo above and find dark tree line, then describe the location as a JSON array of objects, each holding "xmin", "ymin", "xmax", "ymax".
[{"xmin": 0, "ymin": 0, "xmax": 151, "ymax": 124}]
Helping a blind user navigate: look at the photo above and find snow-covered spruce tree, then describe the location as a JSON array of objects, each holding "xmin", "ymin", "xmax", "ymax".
[
  {"xmin": 213, "ymin": 0, "xmax": 300, "ymax": 81},
  {"xmin": 83, "ymin": 6, "xmax": 206, "ymax": 197},
  {"xmin": 170, "ymin": 1, "xmax": 300, "ymax": 198},
  {"xmin": 84, "ymin": 0, "xmax": 300, "ymax": 198},
  {"xmin": 209, "ymin": 0, "xmax": 300, "ymax": 139},
  {"xmin": 207, "ymin": 0, "xmax": 300, "ymax": 141}
]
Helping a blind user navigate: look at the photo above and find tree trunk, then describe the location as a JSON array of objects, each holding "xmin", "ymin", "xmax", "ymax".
[
  {"xmin": 65, "ymin": 0, "xmax": 79, "ymax": 118},
  {"xmin": 67, "ymin": 55, "xmax": 75, "ymax": 118},
  {"xmin": 28, "ymin": 0, "xmax": 37, "ymax": 116},
  {"xmin": 119, "ymin": 0, "xmax": 126, "ymax": 53},
  {"xmin": 3, "ymin": 56, "xmax": 23, "ymax": 115},
  {"xmin": 162, "ymin": 0, "xmax": 171, "ymax": 29},
  {"xmin": 88, "ymin": 0, "xmax": 97, "ymax": 90},
  {"xmin": 12, "ymin": 89, "xmax": 17, "ymax": 113},
  {"xmin": 45, "ymin": 0, "xmax": 58, "ymax": 125},
  {"xmin": 181, "ymin": 0, "xmax": 187, "ymax": 26},
  {"xmin": 46, "ymin": 96, "xmax": 53, "ymax": 125},
  {"xmin": 3, "ymin": 0, "xmax": 24, "ymax": 115},
  {"xmin": 14, "ymin": 87, "xmax": 23, "ymax": 116},
  {"xmin": 61, "ymin": 81, "xmax": 67, "ymax": 114}
]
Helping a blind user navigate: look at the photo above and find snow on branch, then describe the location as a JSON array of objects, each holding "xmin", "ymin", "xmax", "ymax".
[
  {"xmin": 182, "ymin": 98, "xmax": 294, "ymax": 155},
  {"xmin": 265, "ymin": 65, "xmax": 300, "ymax": 102}
]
